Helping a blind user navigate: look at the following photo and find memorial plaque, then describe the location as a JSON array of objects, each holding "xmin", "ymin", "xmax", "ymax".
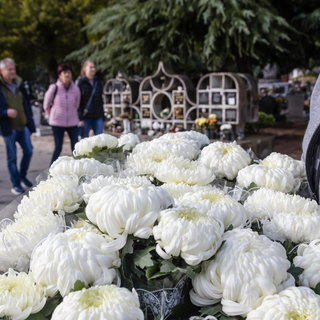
[
  {"xmin": 142, "ymin": 93, "xmax": 151, "ymax": 105},
  {"xmin": 225, "ymin": 109, "xmax": 237, "ymax": 122},
  {"xmin": 114, "ymin": 94, "xmax": 121, "ymax": 105},
  {"xmin": 174, "ymin": 107, "xmax": 184, "ymax": 119},
  {"xmin": 174, "ymin": 92, "xmax": 184, "ymax": 105},
  {"xmin": 142, "ymin": 108, "xmax": 151, "ymax": 117},
  {"xmin": 226, "ymin": 92, "xmax": 236, "ymax": 105},
  {"xmin": 211, "ymin": 109, "xmax": 223, "ymax": 122},
  {"xmin": 212, "ymin": 92, "xmax": 222, "ymax": 105},
  {"xmin": 198, "ymin": 92, "xmax": 209, "ymax": 105}
]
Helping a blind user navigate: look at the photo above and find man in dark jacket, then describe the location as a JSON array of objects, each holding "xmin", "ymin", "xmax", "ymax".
[
  {"xmin": 0, "ymin": 58, "xmax": 35, "ymax": 195},
  {"xmin": 78, "ymin": 61, "xmax": 104, "ymax": 138}
]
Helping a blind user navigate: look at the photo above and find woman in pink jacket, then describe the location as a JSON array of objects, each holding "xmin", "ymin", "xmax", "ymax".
[{"xmin": 44, "ymin": 64, "xmax": 80, "ymax": 164}]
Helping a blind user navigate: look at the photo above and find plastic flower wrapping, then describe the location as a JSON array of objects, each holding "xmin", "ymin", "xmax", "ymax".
[
  {"xmin": 245, "ymin": 286, "xmax": 320, "ymax": 319},
  {"xmin": 0, "ymin": 269, "xmax": 46, "ymax": 320},
  {"xmin": 0, "ymin": 131, "xmax": 319, "ymax": 320},
  {"xmin": 244, "ymin": 188, "xmax": 320, "ymax": 243},
  {"xmin": 199, "ymin": 141, "xmax": 251, "ymax": 180},
  {"xmin": 51, "ymin": 285, "xmax": 144, "ymax": 320}
]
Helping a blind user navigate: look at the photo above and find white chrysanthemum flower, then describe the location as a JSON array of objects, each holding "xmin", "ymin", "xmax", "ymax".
[
  {"xmin": 177, "ymin": 188, "xmax": 249, "ymax": 229},
  {"xmin": 154, "ymin": 157, "xmax": 216, "ymax": 186},
  {"xmin": 73, "ymin": 133, "xmax": 118, "ymax": 157},
  {"xmin": 261, "ymin": 152, "xmax": 306, "ymax": 178},
  {"xmin": 118, "ymin": 133, "xmax": 140, "ymax": 151},
  {"xmin": 160, "ymin": 183, "xmax": 213, "ymax": 200},
  {"xmin": 14, "ymin": 175, "xmax": 82, "ymax": 217},
  {"xmin": 246, "ymin": 286, "xmax": 320, "ymax": 320},
  {"xmin": 127, "ymin": 139, "xmax": 199, "ymax": 175},
  {"xmin": 82, "ymin": 175, "xmax": 151, "ymax": 203},
  {"xmin": 190, "ymin": 228, "xmax": 294, "ymax": 317},
  {"xmin": 30, "ymin": 227, "xmax": 125, "ymax": 297},
  {"xmin": 293, "ymin": 240, "xmax": 320, "ymax": 288},
  {"xmin": 153, "ymin": 206, "xmax": 224, "ymax": 265},
  {"xmin": 189, "ymin": 317, "xmax": 217, "ymax": 320},
  {"xmin": 199, "ymin": 141, "xmax": 251, "ymax": 180},
  {"xmin": 51, "ymin": 285, "xmax": 143, "ymax": 320},
  {"xmin": 237, "ymin": 164, "xmax": 295, "ymax": 193},
  {"xmin": 86, "ymin": 184, "xmax": 173, "ymax": 239},
  {"xmin": 159, "ymin": 131, "xmax": 210, "ymax": 148},
  {"xmin": 0, "ymin": 213, "xmax": 65, "ymax": 273},
  {"xmin": 244, "ymin": 188, "xmax": 320, "ymax": 243},
  {"xmin": 0, "ymin": 269, "xmax": 46, "ymax": 320},
  {"xmin": 49, "ymin": 156, "xmax": 114, "ymax": 179}
]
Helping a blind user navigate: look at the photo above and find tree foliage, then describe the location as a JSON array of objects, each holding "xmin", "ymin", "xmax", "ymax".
[
  {"xmin": 68, "ymin": 0, "xmax": 293, "ymax": 78},
  {"xmin": 0, "ymin": 0, "xmax": 105, "ymax": 79}
]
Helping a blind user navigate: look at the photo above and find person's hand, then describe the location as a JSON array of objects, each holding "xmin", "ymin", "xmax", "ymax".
[
  {"xmin": 7, "ymin": 109, "xmax": 17, "ymax": 118},
  {"xmin": 79, "ymin": 121, "xmax": 84, "ymax": 127}
]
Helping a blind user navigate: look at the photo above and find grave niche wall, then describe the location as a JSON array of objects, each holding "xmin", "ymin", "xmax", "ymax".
[{"xmin": 137, "ymin": 62, "xmax": 196, "ymax": 130}]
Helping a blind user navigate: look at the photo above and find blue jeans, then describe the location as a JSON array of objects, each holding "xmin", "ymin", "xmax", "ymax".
[
  {"xmin": 83, "ymin": 118, "xmax": 104, "ymax": 138},
  {"xmin": 3, "ymin": 126, "xmax": 33, "ymax": 188},
  {"xmin": 51, "ymin": 126, "xmax": 78, "ymax": 164}
]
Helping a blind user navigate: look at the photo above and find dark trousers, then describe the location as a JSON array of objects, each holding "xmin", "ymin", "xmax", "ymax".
[
  {"xmin": 51, "ymin": 126, "xmax": 78, "ymax": 164},
  {"xmin": 3, "ymin": 126, "xmax": 33, "ymax": 188}
]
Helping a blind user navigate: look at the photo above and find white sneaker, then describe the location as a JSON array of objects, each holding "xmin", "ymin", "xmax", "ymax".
[{"xmin": 11, "ymin": 186, "xmax": 25, "ymax": 195}]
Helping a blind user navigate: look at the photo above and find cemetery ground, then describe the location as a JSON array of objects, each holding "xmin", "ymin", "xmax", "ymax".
[{"xmin": 0, "ymin": 121, "xmax": 307, "ymax": 217}]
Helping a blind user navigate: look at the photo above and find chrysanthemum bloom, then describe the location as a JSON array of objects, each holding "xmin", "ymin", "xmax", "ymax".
[
  {"xmin": 199, "ymin": 141, "xmax": 251, "ymax": 180},
  {"xmin": 237, "ymin": 164, "xmax": 295, "ymax": 193},
  {"xmin": 73, "ymin": 133, "xmax": 119, "ymax": 157},
  {"xmin": 153, "ymin": 206, "xmax": 224, "ymax": 265},
  {"xmin": 244, "ymin": 188, "xmax": 320, "ymax": 243},
  {"xmin": 190, "ymin": 228, "xmax": 294, "ymax": 317},
  {"xmin": 49, "ymin": 156, "xmax": 114, "ymax": 179},
  {"xmin": 118, "ymin": 133, "xmax": 140, "ymax": 151},
  {"xmin": 159, "ymin": 131, "xmax": 210, "ymax": 148},
  {"xmin": 261, "ymin": 152, "xmax": 306, "ymax": 178},
  {"xmin": 176, "ymin": 188, "xmax": 249, "ymax": 229},
  {"xmin": 0, "ymin": 213, "xmax": 65, "ymax": 273},
  {"xmin": 30, "ymin": 227, "xmax": 124, "ymax": 297},
  {"xmin": 14, "ymin": 175, "xmax": 82, "ymax": 217},
  {"xmin": 189, "ymin": 317, "xmax": 217, "ymax": 320},
  {"xmin": 51, "ymin": 285, "xmax": 143, "ymax": 320},
  {"xmin": 293, "ymin": 240, "xmax": 320, "ymax": 288},
  {"xmin": 82, "ymin": 175, "xmax": 151, "ymax": 203},
  {"xmin": 160, "ymin": 183, "xmax": 212, "ymax": 200},
  {"xmin": 86, "ymin": 184, "xmax": 173, "ymax": 239},
  {"xmin": 0, "ymin": 269, "xmax": 46, "ymax": 320},
  {"xmin": 127, "ymin": 139, "xmax": 199, "ymax": 175},
  {"xmin": 246, "ymin": 286, "xmax": 320, "ymax": 320},
  {"xmin": 154, "ymin": 157, "xmax": 216, "ymax": 186}
]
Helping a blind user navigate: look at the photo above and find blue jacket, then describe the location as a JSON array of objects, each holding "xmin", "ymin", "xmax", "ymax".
[{"xmin": 0, "ymin": 80, "xmax": 36, "ymax": 136}]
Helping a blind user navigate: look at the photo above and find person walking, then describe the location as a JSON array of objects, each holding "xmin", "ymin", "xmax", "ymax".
[
  {"xmin": 0, "ymin": 58, "xmax": 36, "ymax": 195},
  {"xmin": 77, "ymin": 60, "xmax": 104, "ymax": 138},
  {"xmin": 43, "ymin": 64, "xmax": 80, "ymax": 164}
]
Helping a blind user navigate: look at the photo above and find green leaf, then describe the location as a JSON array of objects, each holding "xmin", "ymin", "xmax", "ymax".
[
  {"xmin": 200, "ymin": 304, "xmax": 223, "ymax": 316},
  {"xmin": 160, "ymin": 260, "xmax": 176, "ymax": 273},
  {"xmin": 122, "ymin": 235, "xmax": 134, "ymax": 256},
  {"xmin": 287, "ymin": 264, "xmax": 304, "ymax": 282},
  {"xmin": 40, "ymin": 295, "xmax": 61, "ymax": 317},
  {"xmin": 25, "ymin": 313, "xmax": 47, "ymax": 320},
  {"xmin": 314, "ymin": 283, "xmax": 320, "ymax": 295},
  {"xmin": 133, "ymin": 247, "xmax": 155, "ymax": 269},
  {"xmin": 70, "ymin": 280, "xmax": 86, "ymax": 292}
]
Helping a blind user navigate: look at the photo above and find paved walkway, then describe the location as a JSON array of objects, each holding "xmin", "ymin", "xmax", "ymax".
[{"xmin": 0, "ymin": 131, "xmax": 73, "ymax": 217}]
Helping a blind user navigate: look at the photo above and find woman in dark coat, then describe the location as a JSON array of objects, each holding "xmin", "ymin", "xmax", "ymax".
[{"xmin": 78, "ymin": 61, "xmax": 104, "ymax": 138}]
